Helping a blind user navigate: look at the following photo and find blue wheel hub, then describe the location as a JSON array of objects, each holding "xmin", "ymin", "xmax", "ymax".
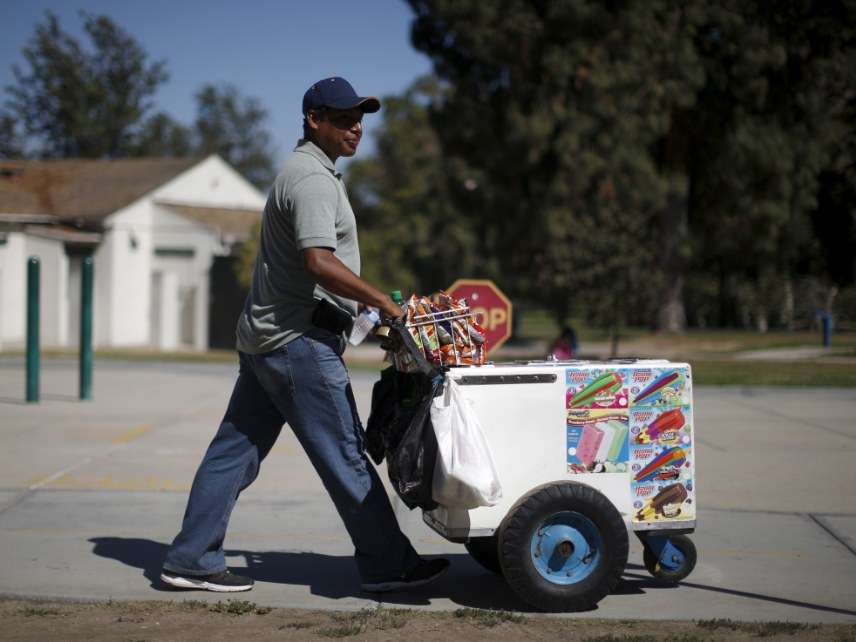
[
  {"xmin": 646, "ymin": 536, "xmax": 686, "ymax": 571},
  {"xmin": 529, "ymin": 511, "xmax": 603, "ymax": 585}
]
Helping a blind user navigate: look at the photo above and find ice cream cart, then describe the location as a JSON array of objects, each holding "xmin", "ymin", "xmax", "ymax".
[
  {"xmin": 373, "ymin": 295, "xmax": 697, "ymax": 611},
  {"xmin": 420, "ymin": 359, "xmax": 698, "ymax": 611}
]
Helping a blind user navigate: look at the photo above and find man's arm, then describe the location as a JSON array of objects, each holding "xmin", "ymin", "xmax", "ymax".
[{"xmin": 303, "ymin": 247, "xmax": 401, "ymax": 318}]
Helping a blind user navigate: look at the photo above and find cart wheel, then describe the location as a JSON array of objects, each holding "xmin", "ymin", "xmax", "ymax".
[
  {"xmin": 641, "ymin": 534, "xmax": 696, "ymax": 584},
  {"xmin": 498, "ymin": 482, "xmax": 628, "ymax": 612},
  {"xmin": 465, "ymin": 536, "xmax": 501, "ymax": 574}
]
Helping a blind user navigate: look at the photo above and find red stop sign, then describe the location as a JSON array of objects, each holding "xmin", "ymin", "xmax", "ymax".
[{"xmin": 446, "ymin": 279, "xmax": 513, "ymax": 353}]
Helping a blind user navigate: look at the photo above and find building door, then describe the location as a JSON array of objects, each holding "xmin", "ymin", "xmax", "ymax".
[
  {"xmin": 66, "ymin": 256, "xmax": 82, "ymax": 349},
  {"xmin": 179, "ymin": 285, "xmax": 196, "ymax": 348}
]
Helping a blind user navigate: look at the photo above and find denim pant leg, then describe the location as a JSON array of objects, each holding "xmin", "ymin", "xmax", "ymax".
[
  {"xmin": 250, "ymin": 332, "xmax": 420, "ymax": 583},
  {"xmin": 163, "ymin": 353, "xmax": 284, "ymax": 576}
]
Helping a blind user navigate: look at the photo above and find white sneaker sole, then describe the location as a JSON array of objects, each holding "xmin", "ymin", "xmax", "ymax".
[
  {"xmin": 160, "ymin": 573, "xmax": 253, "ymax": 592},
  {"xmin": 361, "ymin": 565, "xmax": 449, "ymax": 593}
]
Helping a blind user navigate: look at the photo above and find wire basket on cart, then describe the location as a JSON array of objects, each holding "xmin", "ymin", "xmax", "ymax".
[{"xmin": 389, "ymin": 293, "xmax": 488, "ymax": 373}]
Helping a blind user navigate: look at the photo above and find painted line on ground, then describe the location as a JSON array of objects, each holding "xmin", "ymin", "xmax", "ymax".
[
  {"xmin": 806, "ymin": 513, "xmax": 856, "ymax": 558},
  {"xmin": 0, "ymin": 397, "xmax": 220, "ymax": 517},
  {"xmin": 110, "ymin": 424, "xmax": 152, "ymax": 445}
]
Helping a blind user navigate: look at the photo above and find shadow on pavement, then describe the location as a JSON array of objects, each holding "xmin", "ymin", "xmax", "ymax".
[
  {"xmin": 620, "ymin": 569, "xmax": 856, "ymax": 618},
  {"xmin": 88, "ymin": 536, "xmax": 544, "ymax": 611},
  {"xmin": 90, "ymin": 537, "xmax": 855, "ymax": 617}
]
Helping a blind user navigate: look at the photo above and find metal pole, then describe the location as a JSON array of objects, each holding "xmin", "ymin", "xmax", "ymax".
[
  {"xmin": 26, "ymin": 256, "xmax": 40, "ymax": 403},
  {"xmin": 79, "ymin": 256, "xmax": 93, "ymax": 400},
  {"xmin": 822, "ymin": 313, "xmax": 832, "ymax": 348}
]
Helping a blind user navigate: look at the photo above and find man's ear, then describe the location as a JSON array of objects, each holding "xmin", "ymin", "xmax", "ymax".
[{"xmin": 306, "ymin": 110, "xmax": 322, "ymax": 131}]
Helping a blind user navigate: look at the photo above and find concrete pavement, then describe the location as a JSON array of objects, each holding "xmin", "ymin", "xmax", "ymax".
[{"xmin": 0, "ymin": 356, "xmax": 855, "ymax": 622}]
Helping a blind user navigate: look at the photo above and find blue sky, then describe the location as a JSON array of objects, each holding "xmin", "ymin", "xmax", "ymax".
[{"xmin": 1, "ymin": 0, "xmax": 433, "ymax": 167}]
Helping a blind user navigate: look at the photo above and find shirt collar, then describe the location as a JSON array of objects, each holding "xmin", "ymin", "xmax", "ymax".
[{"xmin": 295, "ymin": 139, "xmax": 341, "ymax": 179}]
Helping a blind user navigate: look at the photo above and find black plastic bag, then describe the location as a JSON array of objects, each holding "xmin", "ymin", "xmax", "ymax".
[{"xmin": 366, "ymin": 364, "xmax": 443, "ymax": 511}]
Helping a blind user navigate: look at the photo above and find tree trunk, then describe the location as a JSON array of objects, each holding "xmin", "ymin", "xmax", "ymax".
[
  {"xmin": 781, "ymin": 278, "xmax": 794, "ymax": 330},
  {"xmin": 657, "ymin": 274, "xmax": 687, "ymax": 333},
  {"xmin": 610, "ymin": 323, "xmax": 620, "ymax": 358},
  {"xmin": 655, "ymin": 177, "xmax": 688, "ymax": 333}
]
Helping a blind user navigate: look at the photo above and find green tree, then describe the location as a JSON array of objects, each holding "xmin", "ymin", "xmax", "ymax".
[
  {"xmin": 194, "ymin": 84, "xmax": 277, "ymax": 190},
  {"xmin": 133, "ymin": 112, "xmax": 193, "ymax": 157},
  {"xmin": 679, "ymin": 1, "xmax": 855, "ymax": 329},
  {"xmin": 408, "ymin": 1, "xmax": 705, "ymax": 345},
  {"xmin": 5, "ymin": 11, "xmax": 167, "ymax": 158},
  {"xmin": 346, "ymin": 76, "xmax": 480, "ymax": 296},
  {"xmin": 0, "ymin": 113, "xmax": 24, "ymax": 159}
]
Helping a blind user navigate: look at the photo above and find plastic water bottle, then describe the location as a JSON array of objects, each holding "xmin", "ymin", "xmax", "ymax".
[{"xmin": 349, "ymin": 308, "xmax": 380, "ymax": 346}]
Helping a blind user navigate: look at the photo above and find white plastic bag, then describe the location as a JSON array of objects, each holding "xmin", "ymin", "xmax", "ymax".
[{"xmin": 430, "ymin": 378, "xmax": 502, "ymax": 508}]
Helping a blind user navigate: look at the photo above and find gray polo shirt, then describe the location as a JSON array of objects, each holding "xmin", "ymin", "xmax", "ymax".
[{"xmin": 236, "ymin": 140, "xmax": 360, "ymax": 354}]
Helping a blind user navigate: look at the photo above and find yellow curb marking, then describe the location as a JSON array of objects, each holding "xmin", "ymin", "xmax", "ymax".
[
  {"xmin": 111, "ymin": 424, "xmax": 152, "ymax": 444},
  {"xmin": 26, "ymin": 424, "xmax": 155, "ymax": 489}
]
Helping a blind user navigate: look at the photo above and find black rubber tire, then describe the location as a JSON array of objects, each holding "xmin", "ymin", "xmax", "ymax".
[
  {"xmin": 498, "ymin": 482, "xmax": 629, "ymax": 612},
  {"xmin": 465, "ymin": 535, "xmax": 501, "ymax": 574},
  {"xmin": 642, "ymin": 534, "xmax": 697, "ymax": 585}
]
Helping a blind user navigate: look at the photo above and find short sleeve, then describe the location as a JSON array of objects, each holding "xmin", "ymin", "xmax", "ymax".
[{"xmin": 291, "ymin": 173, "xmax": 340, "ymax": 250}]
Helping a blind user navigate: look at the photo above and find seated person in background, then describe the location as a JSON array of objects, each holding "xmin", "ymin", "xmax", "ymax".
[{"xmin": 548, "ymin": 325, "xmax": 577, "ymax": 360}]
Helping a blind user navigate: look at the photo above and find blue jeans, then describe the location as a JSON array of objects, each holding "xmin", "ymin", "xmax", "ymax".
[{"xmin": 162, "ymin": 330, "xmax": 420, "ymax": 583}]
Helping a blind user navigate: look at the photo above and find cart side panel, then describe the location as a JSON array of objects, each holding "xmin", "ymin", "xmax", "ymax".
[
  {"xmin": 627, "ymin": 364, "xmax": 696, "ymax": 529},
  {"xmin": 422, "ymin": 361, "xmax": 696, "ymax": 540}
]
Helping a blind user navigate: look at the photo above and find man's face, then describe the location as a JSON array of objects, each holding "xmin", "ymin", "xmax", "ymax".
[{"xmin": 307, "ymin": 107, "xmax": 364, "ymax": 161}]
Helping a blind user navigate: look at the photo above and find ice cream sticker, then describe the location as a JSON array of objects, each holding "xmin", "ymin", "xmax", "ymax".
[
  {"xmin": 566, "ymin": 369, "xmax": 628, "ymax": 409},
  {"xmin": 629, "ymin": 368, "xmax": 689, "ymax": 407},
  {"xmin": 567, "ymin": 409, "xmax": 629, "ymax": 474},
  {"xmin": 630, "ymin": 404, "xmax": 695, "ymax": 523},
  {"xmin": 635, "ymin": 483, "xmax": 691, "ymax": 522}
]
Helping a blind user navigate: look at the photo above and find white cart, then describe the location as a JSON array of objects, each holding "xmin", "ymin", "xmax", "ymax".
[{"xmin": 422, "ymin": 359, "xmax": 698, "ymax": 611}]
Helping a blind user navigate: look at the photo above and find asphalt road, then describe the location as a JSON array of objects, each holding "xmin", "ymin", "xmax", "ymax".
[{"xmin": 0, "ymin": 356, "xmax": 854, "ymax": 622}]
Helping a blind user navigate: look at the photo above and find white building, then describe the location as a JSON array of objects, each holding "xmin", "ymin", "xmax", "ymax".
[{"xmin": 0, "ymin": 156, "xmax": 265, "ymax": 351}]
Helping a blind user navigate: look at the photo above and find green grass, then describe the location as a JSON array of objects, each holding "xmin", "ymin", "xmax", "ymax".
[
  {"xmin": 16, "ymin": 606, "xmax": 61, "ymax": 617},
  {"xmin": 4, "ymin": 324, "xmax": 854, "ymax": 387},
  {"xmin": 316, "ymin": 607, "xmax": 411, "ymax": 637},
  {"xmin": 452, "ymin": 607, "xmax": 527, "ymax": 627},
  {"xmin": 207, "ymin": 600, "xmax": 271, "ymax": 616},
  {"xmin": 279, "ymin": 621, "xmax": 316, "ymax": 630},
  {"xmin": 696, "ymin": 618, "xmax": 818, "ymax": 636},
  {"xmin": 691, "ymin": 359, "xmax": 856, "ymax": 387}
]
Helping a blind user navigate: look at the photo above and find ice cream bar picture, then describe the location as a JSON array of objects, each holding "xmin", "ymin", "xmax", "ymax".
[
  {"xmin": 606, "ymin": 421, "xmax": 629, "ymax": 460},
  {"xmin": 594, "ymin": 422, "xmax": 614, "ymax": 463},
  {"xmin": 576, "ymin": 424, "xmax": 604, "ymax": 467},
  {"xmin": 634, "ymin": 370, "xmax": 680, "ymax": 404},
  {"xmin": 635, "ymin": 483, "xmax": 689, "ymax": 521},
  {"xmin": 635, "ymin": 408, "xmax": 685, "ymax": 444},
  {"xmin": 634, "ymin": 446, "xmax": 687, "ymax": 483},
  {"xmin": 570, "ymin": 372, "xmax": 622, "ymax": 408},
  {"xmin": 595, "ymin": 420, "xmax": 628, "ymax": 463}
]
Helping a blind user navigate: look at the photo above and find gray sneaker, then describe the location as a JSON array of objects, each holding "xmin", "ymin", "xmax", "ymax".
[
  {"xmin": 361, "ymin": 558, "xmax": 450, "ymax": 593},
  {"xmin": 160, "ymin": 569, "xmax": 254, "ymax": 592}
]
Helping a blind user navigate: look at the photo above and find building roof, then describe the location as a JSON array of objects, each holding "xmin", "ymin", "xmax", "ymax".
[
  {"xmin": 158, "ymin": 202, "xmax": 261, "ymax": 243},
  {"xmin": 24, "ymin": 224, "xmax": 102, "ymax": 245},
  {"xmin": 0, "ymin": 157, "xmax": 201, "ymax": 225}
]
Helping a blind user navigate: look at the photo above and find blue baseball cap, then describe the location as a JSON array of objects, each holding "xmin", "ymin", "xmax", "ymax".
[{"xmin": 302, "ymin": 77, "xmax": 380, "ymax": 115}]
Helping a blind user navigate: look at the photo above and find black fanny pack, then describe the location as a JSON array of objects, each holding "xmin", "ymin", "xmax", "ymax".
[{"xmin": 312, "ymin": 298, "xmax": 353, "ymax": 335}]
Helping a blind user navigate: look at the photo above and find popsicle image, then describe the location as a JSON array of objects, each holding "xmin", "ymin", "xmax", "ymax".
[
  {"xmin": 594, "ymin": 420, "xmax": 629, "ymax": 463},
  {"xmin": 635, "ymin": 483, "xmax": 688, "ymax": 521},
  {"xmin": 606, "ymin": 420, "xmax": 629, "ymax": 460},
  {"xmin": 570, "ymin": 372, "xmax": 622, "ymax": 408},
  {"xmin": 635, "ymin": 408, "xmax": 685, "ymax": 444},
  {"xmin": 634, "ymin": 446, "xmax": 686, "ymax": 483},
  {"xmin": 634, "ymin": 371, "xmax": 680, "ymax": 404},
  {"xmin": 594, "ymin": 422, "xmax": 617, "ymax": 463},
  {"xmin": 575, "ymin": 424, "xmax": 604, "ymax": 467}
]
